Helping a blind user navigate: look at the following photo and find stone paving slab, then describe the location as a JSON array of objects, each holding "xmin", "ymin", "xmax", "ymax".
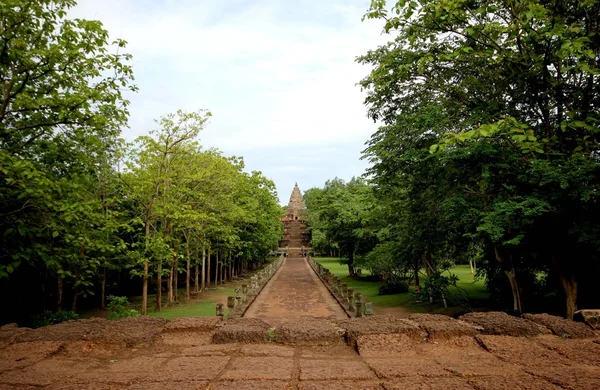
[
  {"xmin": 244, "ymin": 257, "xmax": 347, "ymax": 321},
  {"xmin": 2, "ymin": 334, "xmax": 600, "ymax": 389}
]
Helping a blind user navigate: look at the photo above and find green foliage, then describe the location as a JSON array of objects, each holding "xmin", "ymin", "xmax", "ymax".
[
  {"xmin": 0, "ymin": 2, "xmax": 282, "ymax": 324},
  {"xmin": 30, "ymin": 311, "xmax": 79, "ymax": 328},
  {"xmin": 305, "ymin": 178, "xmax": 379, "ymax": 276},
  {"xmin": 353, "ymin": 0, "xmax": 600, "ymax": 317},
  {"xmin": 378, "ymin": 281, "xmax": 408, "ymax": 295},
  {"xmin": 106, "ymin": 296, "xmax": 139, "ymax": 320}
]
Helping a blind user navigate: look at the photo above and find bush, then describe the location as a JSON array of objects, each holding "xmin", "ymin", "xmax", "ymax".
[
  {"xmin": 31, "ymin": 310, "xmax": 79, "ymax": 328},
  {"xmin": 107, "ymin": 295, "xmax": 140, "ymax": 320},
  {"xmin": 379, "ymin": 281, "xmax": 409, "ymax": 295}
]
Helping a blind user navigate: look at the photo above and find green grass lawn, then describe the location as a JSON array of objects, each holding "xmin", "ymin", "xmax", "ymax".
[
  {"xmin": 147, "ymin": 299, "xmax": 222, "ymax": 320},
  {"xmin": 314, "ymin": 258, "xmax": 488, "ymax": 314},
  {"xmin": 145, "ymin": 287, "xmax": 235, "ymax": 320},
  {"xmin": 443, "ymin": 265, "xmax": 489, "ymax": 300}
]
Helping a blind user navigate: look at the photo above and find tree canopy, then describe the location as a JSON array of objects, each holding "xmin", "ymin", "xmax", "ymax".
[
  {"xmin": 0, "ymin": 0, "xmax": 282, "ymax": 324},
  {"xmin": 306, "ymin": 0, "xmax": 599, "ymax": 318}
]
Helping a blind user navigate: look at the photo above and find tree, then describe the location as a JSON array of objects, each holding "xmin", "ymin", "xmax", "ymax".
[
  {"xmin": 305, "ymin": 178, "xmax": 378, "ymax": 276},
  {"xmin": 359, "ymin": 0, "xmax": 600, "ymax": 317},
  {"xmin": 123, "ymin": 110, "xmax": 210, "ymax": 315},
  {"xmin": 0, "ymin": 0, "xmax": 135, "ymax": 324}
]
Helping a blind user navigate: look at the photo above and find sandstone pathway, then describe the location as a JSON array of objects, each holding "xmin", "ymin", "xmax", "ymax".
[{"xmin": 244, "ymin": 257, "xmax": 347, "ymax": 322}]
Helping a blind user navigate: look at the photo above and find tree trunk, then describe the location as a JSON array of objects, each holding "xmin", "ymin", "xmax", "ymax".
[
  {"xmin": 414, "ymin": 257, "xmax": 420, "ymax": 288},
  {"xmin": 469, "ymin": 259, "xmax": 476, "ymax": 275},
  {"xmin": 101, "ymin": 266, "xmax": 107, "ymax": 310},
  {"xmin": 220, "ymin": 261, "xmax": 224, "ymax": 284},
  {"xmin": 142, "ymin": 206, "xmax": 152, "ymax": 316},
  {"xmin": 424, "ymin": 253, "xmax": 434, "ymax": 303},
  {"xmin": 207, "ymin": 245, "xmax": 211, "ymax": 288},
  {"xmin": 57, "ymin": 274, "xmax": 63, "ymax": 312},
  {"xmin": 552, "ymin": 256, "xmax": 578, "ymax": 319},
  {"xmin": 503, "ymin": 268, "xmax": 522, "ymax": 313},
  {"xmin": 142, "ymin": 259, "xmax": 148, "ymax": 315},
  {"xmin": 72, "ymin": 285, "xmax": 78, "ymax": 312},
  {"xmin": 173, "ymin": 256, "xmax": 178, "ymax": 303},
  {"xmin": 441, "ymin": 290, "xmax": 448, "ymax": 309},
  {"xmin": 201, "ymin": 245, "xmax": 206, "ymax": 292},
  {"xmin": 424, "ymin": 252, "xmax": 434, "ymax": 277},
  {"xmin": 186, "ymin": 245, "xmax": 191, "ymax": 300},
  {"xmin": 156, "ymin": 261, "xmax": 162, "ymax": 312},
  {"xmin": 494, "ymin": 246, "xmax": 522, "ymax": 313},
  {"xmin": 347, "ymin": 249, "xmax": 356, "ymax": 277},
  {"xmin": 194, "ymin": 245, "xmax": 199, "ymax": 295},
  {"xmin": 167, "ymin": 268, "xmax": 173, "ymax": 306},
  {"xmin": 560, "ymin": 274, "xmax": 578, "ymax": 320},
  {"xmin": 194, "ymin": 263, "xmax": 199, "ymax": 295},
  {"xmin": 215, "ymin": 250, "xmax": 219, "ymax": 285}
]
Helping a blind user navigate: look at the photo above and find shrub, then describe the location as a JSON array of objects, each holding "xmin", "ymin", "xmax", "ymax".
[
  {"xmin": 107, "ymin": 295, "xmax": 140, "ymax": 320},
  {"xmin": 31, "ymin": 310, "xmax": 79, "ymax": 328},
  {"xmin": 378, "ymin": 281, "xmax": 409, "ymax": 295}
]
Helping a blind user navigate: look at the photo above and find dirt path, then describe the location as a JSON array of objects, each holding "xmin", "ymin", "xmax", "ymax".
[{"xmin": 244, "ymin": 257, "xmax": 347, "ymax": 322}]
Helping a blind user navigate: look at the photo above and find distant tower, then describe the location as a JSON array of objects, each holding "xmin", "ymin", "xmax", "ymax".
[
  {"xmin": 287, "ymin": 182, "xmax": 305, "ymax": 221},
  {"xmin": 279, "ymin": 183, "xmax": 311, "ymax": 256}
]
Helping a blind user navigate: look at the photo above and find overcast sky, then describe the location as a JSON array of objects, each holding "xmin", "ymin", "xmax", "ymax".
[{"xmin": 71, "ymin": 0, "xmax": 385, "ymax": 203}]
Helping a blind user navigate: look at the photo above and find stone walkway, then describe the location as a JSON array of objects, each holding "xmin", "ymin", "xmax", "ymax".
[
  {"xmin": 1, "ymin": 315, "xmax": 599, "ymax": 389},
  {"xmin": 244, "ymin": 257, "xmax": 347, "ymax": 322}
]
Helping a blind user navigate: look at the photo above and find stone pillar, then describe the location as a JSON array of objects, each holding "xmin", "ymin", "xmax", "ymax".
[
  {"xmin": 227, "ymin": 296, "xmax": 235, "ymax": 315},
  {"xmin": 216, "ymin": 303, "xmax": 224, "ymax": 318},
  {"xmin": 355, "ymin": 292, "xmax": 363, "ymax": 318},
  {"xmin": 364, "ymin": 301, "xmax": 373, "ymax": 316},
  {"xmin": 242, "ymin": 284, "xmax": 248, "ymax": 303},
  {"xmin": 347, "ymin": 287, "xmax": 355, "ymax": 311},
  {"xmin": 235, "ymin": 288, "xmax": 242, "ymax": 310}
]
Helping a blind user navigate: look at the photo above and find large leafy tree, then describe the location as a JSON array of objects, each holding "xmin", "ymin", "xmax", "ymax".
[
  {"xmin": 305, "ymin": 178, "xmax": 378, "ymax": 276},
  {"xmin": 359, "ymin": 0, "xmax": 600, "ymax": 317},
  {"xmin": 0, "ymin": 0, "xmax": 135, "ymax": 323}
]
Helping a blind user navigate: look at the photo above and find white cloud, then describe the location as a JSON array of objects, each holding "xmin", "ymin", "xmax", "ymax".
[{"xmin": 70, "ymin": 0, "xmax": 386, "ymax": 202}]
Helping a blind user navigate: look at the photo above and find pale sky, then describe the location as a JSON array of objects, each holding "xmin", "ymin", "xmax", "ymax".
[{"xmin": 71, "ymin": 0, "xmax": 385, "ymax": 203}]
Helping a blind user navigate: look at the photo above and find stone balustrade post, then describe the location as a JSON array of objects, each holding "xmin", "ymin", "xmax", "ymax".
[
  {"xmin": 347, "ymin": 287, "xmax": 355, "ymax": 311},
  {"xmin": 227, "ymin": 296, "xmax": 235, "ymax": 314},
  {"xmin": 234, "ymin": 288, "xmax": 242, "ymax": 309},
  {"xmin": 242, "ymin": 284, "xmax": 248, "ymax": 303},
  {"xmin": 355, "ymin": 292, "xmax": 363, "ymax": 318},
  {"xmin": 364, "ymin": 301, "xmax": 373, "ymax": 316},
  {"xmin": 216, "ymin": 303, "xmax": 224, "ymax": 318}
]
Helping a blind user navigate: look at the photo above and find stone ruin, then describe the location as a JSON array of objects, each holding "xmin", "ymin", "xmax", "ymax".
[{"xmin": 278, "ymin": 183, "xmax": 311, "ymax": 257}]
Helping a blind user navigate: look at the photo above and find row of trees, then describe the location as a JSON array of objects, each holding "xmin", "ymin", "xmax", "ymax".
[
  {"xmin": 123, "ymin": 110, "xmax": 282, "ymax": 315},
  {"xmin": 307, "ymin": 0, "xmax": 600, "ymax": 318},
  {"xmin": 0, "ymin": 0, "xmax": 282, "ymax": 324}
]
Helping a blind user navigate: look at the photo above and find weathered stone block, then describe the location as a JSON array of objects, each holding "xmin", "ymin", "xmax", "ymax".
[
  {"xmin": 574, "ymin": 309, "xmax": 600, "ymax": 330},
  {"xmin": 212, "ymin": 318, "xmax": 272, "ymax": 344},
  {"xmin": 459, "ymin": 311, "xmax": 551, "ymax": 337},
  {"xmin": 408, "ymin": 313, "xmax": 479, "ymax": 341},
  {"xmin": 337, "ymin": 315, "xmax": 426, "ymax": 344},
  {"xmin": 522, "ymin": 313, "xmax": 595, "ymax": 338}
]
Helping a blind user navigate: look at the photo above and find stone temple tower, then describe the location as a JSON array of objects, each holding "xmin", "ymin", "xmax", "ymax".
[
  {"xmin": 286, "ymin": 183, "xmax": 305, "ymax": 221},
  {"xmin": 279, "ymin": 183, "xmax": 311, "ymax": 256}
]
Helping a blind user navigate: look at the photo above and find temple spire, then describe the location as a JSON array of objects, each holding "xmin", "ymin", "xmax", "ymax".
[{"xmin": 287, "ymin": 183, "xmax": 305, "ymax": 219}]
